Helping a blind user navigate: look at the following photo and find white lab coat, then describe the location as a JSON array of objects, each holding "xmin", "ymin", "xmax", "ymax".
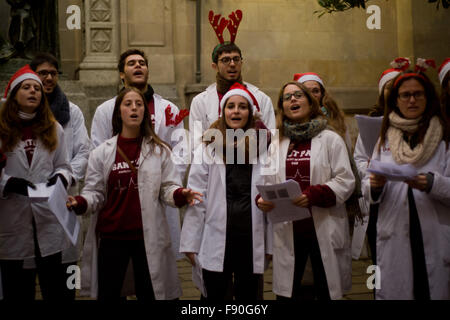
[
  {"xmin": 90, "ymin": 93, "xmax": 188, "ymax": 260},
  {"xmin": 361, "ymin": 139, "xmax": 450, "ymax": 300},
  {"xmin": 0, "ymin": 124, "xmax": 72, "ymax": 259},
  {"xmin": 189, "ymin": 82, "xmax": 276, "ymax": 138},
  {"xmin": 271, "ymin": 130, "xmax": 355, "ymax": 300},
  {"xmin": 80, "ymin": 135, "xmax": 183, "ymax": 299},
  {"xmin": 180, "ymin": 145, "xmax": 272, "ymax": 274},
  {"xmin": 61, "ymin": 102, "xmax": 91, "ymax": 264}
]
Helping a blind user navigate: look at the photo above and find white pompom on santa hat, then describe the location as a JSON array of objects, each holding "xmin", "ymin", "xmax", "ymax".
[
  {"xmin": 220, "ymin": 82, "xmax": 260, "ymax": 116},
  {"xmin": 2, "ymin": 64, "xmax": 43, "ymax": 103},
  {"xmin": 438, "ymin": 58, "xmax": 450, "ymax": 85},
  {"xmin": 293, "ymin": 72, "xmax": 324, "ymax": 87}
]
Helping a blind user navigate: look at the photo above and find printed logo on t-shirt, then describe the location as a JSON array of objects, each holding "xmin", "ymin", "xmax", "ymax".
[
  {"xmin": 286, "ymin": 149, "xmax": 310, "ymax": 183},
  {"xmin": 111, "ymin": 159, "xmax": 140, "ymax": 191},
  {"xmin": 24, "ymin": 139, "xmax": 36, "ymax": 165}
]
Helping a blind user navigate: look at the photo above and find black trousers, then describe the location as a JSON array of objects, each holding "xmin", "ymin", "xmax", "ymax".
[
  {"xmin": 0, "ymin": 251, "xmax": 66, "ymax": 301},
  {"xmin": 97, "ymin": 238, "xmax": 155, "ymax": 301},
  {"xmin": 408, "ymin": 187, "xmax": 430, "ymax": 300},
  {"xmin": 278, "ymin": 222, "xmax": 330, "ymax": 301},
  {"xmin": 202, "ymin": 233, "xmax": 262, "ymax": 301},
  {"xmin": 367, "ymin": 204, "xmax": 379, "ymax": 266}
]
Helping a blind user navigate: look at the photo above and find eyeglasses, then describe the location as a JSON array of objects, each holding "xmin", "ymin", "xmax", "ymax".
[
  {"xmin": 218, "ymin": 56, "xmax": 242, "ymax": 65},
  {"xmin": 398, "ymin": 91, "xmax": 425, "ymax": 101},
  {"xmin": 37, "ymin": 70, "xmax": 59, "ymax": 78},
  {"xmin": 283, "ymin": 91, "xmax": 305, "ymax": 101}
]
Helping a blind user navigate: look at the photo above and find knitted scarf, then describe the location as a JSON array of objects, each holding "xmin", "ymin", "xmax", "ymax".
[
  {"xmin": 387, "ymin": 112, "xmax": 443, "ymax": 166},
  {"xmin": 47, "ymin": 85, "xmax": 70, "ymax": 126},
  {"xmin": 216, "ymin": 72, "xmax": 243, "ymax": 95},
  {"xmin": 283, "ymin": 118, "xmax": 328, "ymax": 142}
]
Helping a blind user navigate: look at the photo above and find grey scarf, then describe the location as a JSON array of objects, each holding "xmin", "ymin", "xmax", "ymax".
[{"xmin": 283, "ymin": 118, "xmax": 328, "ymax": 142}]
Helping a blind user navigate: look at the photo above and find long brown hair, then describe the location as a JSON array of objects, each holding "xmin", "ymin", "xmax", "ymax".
[
  {"xmin": 320, "ymin": 84, "xmax": 348, "ymax": 138},
  {"xmin": 111, "ymin": 87, "xmax": 169, "ymax": 150},
  {"xmin": 379, "ymin": 70, "xmax": 447, "ymax": 151},
  {"xmin": 368, "ymin": 80, "xmax": 393, "ymax": 117},
  {"xmin": 276, "ymin": 81, "xmax": 324, "ymax": 140},
  {"xmin": 0, "ymin": 81, "xmax": 57, "ymax": 152}
]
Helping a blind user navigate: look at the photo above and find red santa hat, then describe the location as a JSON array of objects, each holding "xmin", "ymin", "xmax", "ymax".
[
  {"xmin": 2, "ymin": 65, "xmax": 42, "ymax": 102},
  {"xmin": 220, "ymin": 82, "xmax": 257, "ymax": 115},
  {"xmin": 378, "ymin": 69, "xmax": 401, "ymax": 94},
  {"xmin": 293, "ymin": 72, "xmax": 324, "ymax": 87},
  {"xmin": 438, "ymin": 58, "xmax": 450, "ymax": 85},
  {"xmin": 378, "ymin": 57, "xmax": 411, "ymax": 94}
]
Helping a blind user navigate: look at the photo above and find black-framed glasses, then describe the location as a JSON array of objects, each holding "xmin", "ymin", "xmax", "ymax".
[
  {"xmin": 37, "ymin": 70, "xmax": 60, "ymax": 78},
  {"xmin": 398, "ymin": 91, "xmax": 425, "ymax": 101},
  {"xmin": 219, "ymin": 56, "xmax": 242, "ymax": 65},
  {"xmin": 283, "ymin": 91, "xmax": 305, "ymax": 101}
]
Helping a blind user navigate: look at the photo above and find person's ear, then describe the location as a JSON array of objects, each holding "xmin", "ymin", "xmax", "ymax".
[{"xmin": 212, "ymin": 63, "xmax": 218, "ymax": 72}]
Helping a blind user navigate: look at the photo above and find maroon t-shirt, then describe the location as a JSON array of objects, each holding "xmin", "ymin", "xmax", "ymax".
[
  {"xmin": 22, "ymin": 126, "xmax": 36, "ymax": 166},
  {"xmin": 285, "ymin": 140, "xmax": 336, "ymax": 233},
  {"xmin": 147, "ymin": 97, "xmax": 156, "ymax": 127},
  {"xmin": 96, "ymin": 135, "xmax": 144, "ymax": 240}
]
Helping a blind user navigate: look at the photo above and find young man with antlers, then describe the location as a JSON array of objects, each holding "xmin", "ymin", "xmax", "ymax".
[{"xmin": 189, "ymin": 10, "xmax": 276, "ymax": 141}]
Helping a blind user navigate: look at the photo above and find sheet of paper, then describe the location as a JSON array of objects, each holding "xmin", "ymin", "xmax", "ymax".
[
  {"xmin": 28, "ymin": 183, "xmax": 55, "ymax": 201},
  {"xmin": 28, "ymin": 180, "xmax": 80, "ymax": 246},
  {"xmin": 351, "ymin": 214, "xmax": 369, "ymax": 260},
  {"xmin": 367, "ymin": 159, "xmax": 418, "ymax": 181},
  {"xmin": 355, "ymin": 115, "xmax": 383, "ymax": 157},
  {"xmin": 191, "ymin": 255, "xmax": 207, "ymax": 297},
  {"xmin": 256, "ymin": 180, "xmax": 310, "ymax": 224}
]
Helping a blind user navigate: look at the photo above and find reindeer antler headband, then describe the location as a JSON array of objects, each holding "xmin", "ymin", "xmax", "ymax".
[{"xmin": 209, "ymin": 9, "xmax": 243, "ymax": 60}]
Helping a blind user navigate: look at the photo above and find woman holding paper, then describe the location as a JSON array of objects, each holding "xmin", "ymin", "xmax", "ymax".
[
  {"xmin": 364, "ymin": 63, "xmax": 450, "ymax": 300},
  {"xmin": 257, "ymin": 81, "xmax": 355, "ymax": 300},
  {"xmin": 66, "ymin": 87, "xmax": 202, "ymax": 300},
  {"xmin": 353, "ymin": 58, "xmax": 410, "ymax": 263},
  {"xmin": 180, "ymin": 83, "xmax": 272, "ymax": 300},
  {"xmin": 0, "ymin": 65, "xmax": 72, "ymax": 300}
]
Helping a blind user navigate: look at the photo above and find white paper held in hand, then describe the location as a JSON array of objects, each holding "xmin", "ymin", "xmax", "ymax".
[
  {"xmin": 355, "ymin": 115, "xmax": 383, "ymax": 157},
  {"xmin": 367, "ymin": 159, "xmax": 418, "ymax": 181},
  {"xmin": 256, "ymin": 179, "xmax": 310, "ymax": 224},
  {"xmin": 28, "ymin": 179, "xmax": 80, "ymax": 246}
]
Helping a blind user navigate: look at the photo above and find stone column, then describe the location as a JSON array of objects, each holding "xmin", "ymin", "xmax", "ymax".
[{"xmin": 79, "ymin": 0, "xmax": 120, "ymax": 84}]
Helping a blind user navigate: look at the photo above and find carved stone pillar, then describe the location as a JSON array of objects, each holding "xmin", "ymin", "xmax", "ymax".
[{"xmin": 79, "ymin": 0, "xmax": 120, "ymax": 83}]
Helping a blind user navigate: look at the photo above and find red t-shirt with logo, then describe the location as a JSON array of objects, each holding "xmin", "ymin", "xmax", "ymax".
[
  {"xmin": 22, "ymin": 126, "xmax": 36, "ymax": 166},
  {"xmin": 285, "ymin": 140, "xmax": 336, "ymax": 233},
  {"xmin": 96, "ymin": 135, "xmax": 144, "ymax": 240}
]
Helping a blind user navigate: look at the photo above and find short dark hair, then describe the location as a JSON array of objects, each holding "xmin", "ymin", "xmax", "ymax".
[
  {"xmin": 212, "ymin": 42, "xmax": 242, "ymax": 64},
  {"xmin": 30, "ymin": 52, "xmax": 59, "ymax": 71},
  {"xmin": 118, "ymin": 49, "xmax": 148, "ymax": 73}
]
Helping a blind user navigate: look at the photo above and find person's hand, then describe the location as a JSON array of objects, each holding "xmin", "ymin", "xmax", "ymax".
[
  {"xmin": 47, "ymin": 174, "xmax": 68, "ymax": 189},
  {"xmin": 4, "ymin": 177, "xmax": 36, "ymax": 196},
  {"xmin": 292, "ymin": 194, "xmax": 309, "ymax": 208},
  {"xmin": 405, "ymin": 174, "xmax": 429, "ymax": 192},
  {"xmin": 185, "ymin": 252, "xmax": 197, "ymax": 266},
  {"xmin": 66, "ymin": 196, "xmax": 78, "ymax": 210},
  {"xmin": 182, "ymin": 188, "xmax": 204, "ymax": 206},
  {"xmin": 370, "ymin": 173, "xmax": 387, "ymax": 190},
  {"xmin": 257, "ymin": 197, "xmax": 275, "ymax": 212}
]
